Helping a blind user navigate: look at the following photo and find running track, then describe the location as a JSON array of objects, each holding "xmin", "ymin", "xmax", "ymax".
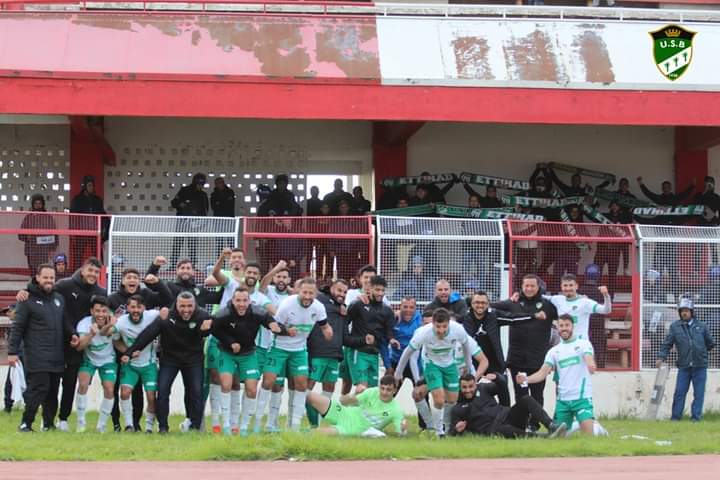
[{"xmin": 1, "ymin": 457, "xmax": 717, "ymax": 480}]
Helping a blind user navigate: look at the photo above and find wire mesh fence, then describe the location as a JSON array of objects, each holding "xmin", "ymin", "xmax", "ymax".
[
  {"xmin": 376, "ymin": 216, "xmax": 504, "ymax": 305},
  {"xmin": 507, "ymin": 220, "xmax": 638, "ymax": 370},
  {"xmin": 242, "ymin": 216, "xmax": 373, "ymax": 286},
  {"xmin": 107, "ymin": 215, "xmax": 240, "ymax": 292},
  {"xmin": 638, "ymin": 225, "xmax": 720, "ymax": 370}
]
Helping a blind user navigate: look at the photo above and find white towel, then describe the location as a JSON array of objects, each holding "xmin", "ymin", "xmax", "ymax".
[{"xmin": 10, "ymin": 360, "xmax": 27, "ymax": 405}]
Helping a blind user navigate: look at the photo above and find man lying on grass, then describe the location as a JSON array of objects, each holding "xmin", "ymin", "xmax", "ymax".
[{"xmin": 306, "ymin": 375, "xmax": 407, "ymax": 437}]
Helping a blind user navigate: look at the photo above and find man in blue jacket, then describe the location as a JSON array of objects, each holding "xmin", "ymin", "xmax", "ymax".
[{"xmin": 657, "ymin": 298, "xmax": 715, "ymax": 421}]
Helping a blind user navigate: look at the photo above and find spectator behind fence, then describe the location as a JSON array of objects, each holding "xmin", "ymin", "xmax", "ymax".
[
  {"xmin": 210, "ymin": 177, "xmax": 236, "ymax": 251},
  {"xmin": 170, "ymin": 173, "xmax": 209, "ymax": 267},
  {"xmin": 395, "ymin": 255, "xmax": 435, "ymax": 302},
  {"xmin": 323, "ymin": 178, "xmax": 354, "ymax": 215},
  {"xmin": 258, "ymin": 174, "xmax": 301, "ymax": 217},
  {"xmin": 694, "ymin": 176, "xmax": 720, "ymax": 226},
  {"xmin": 352, "ymin": 186, "xmax": 371, "ymax": 215},
  {"xmin": 306, "ymin": 186, "xmax": 323, "ymax": 216},
  {"xmin": 53, "ymin": 253, "xmax": 71, "ymax": 280},
  {"xmin": 19, "ymin": 194, "xmax": 58, "ymax": 276},
  {"xmin": 70, "ymin": 175, "xmax": 107, "ymax": 269}
]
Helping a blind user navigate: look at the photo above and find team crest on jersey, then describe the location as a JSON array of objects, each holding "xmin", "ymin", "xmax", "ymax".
[
  {"xmin": 194, "ymin": 288, "xmax": 200, "ymax": 296},
  {"xmin": 572, "ymin": 305, "xmax": 578, "ymax": 311},
  {"xmin": 54, "ymin": 298, "xmax": 61, "ymax": 307},
  {"xmin": 536, "ymin": 302, "xmax": 542, "ymax": 309},
  {"xmin": 651, "ymin": 24, "xmax": 695, "ymax": 81},
  {"xmin": 189, "ymin": 322, "xmax": 197, "ymax": 329}
]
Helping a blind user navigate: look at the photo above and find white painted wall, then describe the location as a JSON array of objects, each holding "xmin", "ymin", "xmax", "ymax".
[
  {"xmin": 1, "ymin": 367, "xmax": 717, "ymax": 421},
  {"xmin": 708, "ymin": 145, "xmax": 720, "ymax": 184},
  {"xmin": 103, "ymin": 118, "xmax": 374, "ymax": 214},
  {"xmin": 408, "ymin": 123, "xmax": 675, "ymax": 206}
]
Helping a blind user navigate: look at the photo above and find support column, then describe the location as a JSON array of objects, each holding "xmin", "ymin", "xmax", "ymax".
[
  {"xmin": 372, "ymin": 121, "xmax": 425, "ymax": 208},
  {"xmin": 674, "ymin": 127, "xmax": 711, "ymax": 197},
  {"xmin": 69, "ymin": 116, "xmax": 115, "ymax": 199}
]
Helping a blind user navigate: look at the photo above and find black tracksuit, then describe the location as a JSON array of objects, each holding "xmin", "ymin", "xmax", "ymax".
[
  {"xmin": 450, "ymin": 383, "xmax": 553, "ymax": 438},
  {"xmin": 210, "ymin": 187, "xmax": 236, "ymax": 218},
  {"xmin": 146, "ymin": 262, "xmax": 224, "ymax": 307},
  {"xmin": 212, "ymin": 304, "xmax": 283, "ymax": 354},
  {"xmin": 459, "ymin": 308, "xmax": 535, "ymax": 406},
  {"xmin": 126, "ymin": 307, "xmax": 211, "ymax": 431},
  {"xmin": 492, "ymin": 293, "xmax": 557, "ymax": 424},
  {"xmin": 54, "ymin": 271, "xmax": 106, "ymax": 422},
  {"xmin": 9, "ymin": 281, "xmax": 74, "ymax": 429},
  {"xmin": 423, "ymin": 297, "xmax": 469, "ymax": 319},
  {"xmin": 170, "ymin": 184, "xmax": 209, "ymax": 265},
  {"xmin": 345, "ymin": 300, "xmax": 395, "ymax": 355},
  {"xmin": 309, "ymin": 294, "xmax": 347, "ymax": 362}
]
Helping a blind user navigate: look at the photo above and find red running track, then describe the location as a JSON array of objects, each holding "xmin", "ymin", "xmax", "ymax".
[{"xmin": 1, "ymin": 456, "xmax": 718, "ymax": 480}]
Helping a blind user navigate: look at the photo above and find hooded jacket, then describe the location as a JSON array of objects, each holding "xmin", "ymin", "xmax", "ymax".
[
  {"xmin": 212, "ymin": 304, "xmax": 284, "ymax": 355},
  {"xmin": 146, "ymin": 262, "xmax": 223, "ymax": 306},
  {"xmin": 450, "ymin": 382, "xmax": 509, "ymax": 436},
  {"xmin": 423, "ymin": 291, "xmax": 469, "ymax": 319},
  {"xmin": 345, "ymin": 299, "xmax": 395, "ymax": 355},
  {"xmin": 8, "ymin": 280, "xmax": 73, "ymax": 373},
  {"xmin": 19, "ymin": 195, "xmax": 59, "ymax": 257},
  {"xmin": 309, "ymin": 293, "xmax": 348, "ymax": 360},
  {"xmin": 54, "ymin": 269, "xmax": 107, "ymax": 364},
  {"xmin": 108, "ymin": 282, "xmax": 173, "ymax": 313}
]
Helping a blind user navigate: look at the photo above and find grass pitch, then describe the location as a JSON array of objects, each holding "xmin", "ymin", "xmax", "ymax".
[{"xmin": 1, "ymin": 410, "xmax": 719, "ymax": 461}]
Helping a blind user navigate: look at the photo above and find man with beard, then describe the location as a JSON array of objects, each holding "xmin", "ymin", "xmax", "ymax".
[
  {"xmin": 145, "ymin": 256, "xmax": 223, "ymax": 307},
  {"xmin": 461, "ymin": 291, "xmax": 544, "ymax": 406},
  {"xmin": 9, "ymin": 264, "xmax": 78, "ymax": 432},
  {"xmin": 423, "ymin": 280, "xmax": 469, "ymax": 319},
  {"xmin": 114, "ymin": 295, "xmax": 162, "ymax": 432},
  {"xmin": 212, "ymin": 287, "xmax": 285, "ymax": 435},
  {"xmin": 259, "ymin": 260, "xmax": 294, "ymax": 431},
  {"xmin": 306, "ymin": 279, "xmax": 349, "ymax": 428},
  {"xmin": 74, "ymin": 295, "xmax": 118, "ymax": 433},
  {"xmin": 209, "ymin": 255, "xmax": 272, "ymax": 433},
  {"xmin": 123, "ymin": 292, "xmax": 213, "ymax": 433},
  {"xmin": 517, "ymin": 314, "xmax": 598, "ymax": 433},
  {"xmin": 547, "ymin": 274, "xmax": 611, "ymax": 342},
  {"xmin": 15, "ymin": 257, "xmax": 106, "ymax": 432},
  {"xmin": 492, "ymin": 274, "xmax": 557, "ymax": 430},
  {"xmin": 254, "ymin": 278, "xmax": 332, "ymax": 432},
  {"xmin": 450, "ymin": 374, "xmax": 565, "ymax": 438},
  {"xmin": 109, "ymin": 268, "xmax": 173, "ymax": 313},
  {"xmin": 345, "ymin": 276, "xmax": 399, "ymax": 394}
]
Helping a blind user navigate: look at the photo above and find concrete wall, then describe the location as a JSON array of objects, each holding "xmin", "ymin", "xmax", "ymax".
[
  {"xmin": 407, "ymin": 123, "xmax": 675, "ymax": 206},
  {"xmin": 2, "ymin": 366, "xmax": 717, "ymax": 421}
]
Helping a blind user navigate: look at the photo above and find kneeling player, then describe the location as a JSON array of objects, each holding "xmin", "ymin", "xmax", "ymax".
[
  {"xmin": 516, "ymin": 314, "xmax": 597, "ymax": 434},
  {"xmin": 395, "ymin": 308, "xmax": 489, "ymax": 437},
  {"xmin": 306, "ymin": 375, "xmax": 407, "ymax": 437},
  {"xmin": 74, "ymin": 295, "xmax": 118, "ymax": 433}
]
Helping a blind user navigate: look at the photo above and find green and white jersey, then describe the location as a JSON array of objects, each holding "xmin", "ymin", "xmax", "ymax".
[
  {"xmin": 77, "ymin": 316, "xmax": 118, "ymax": 367},
  {"xmin": 116, "ymin": 310, "xmax": 160, "ymax": 368},
  {"xmin": 409, "ymin": 322, "xmax": 473, "ymax": 368},
  {"xmin": 356, "ymin": 387, "xmax": 404, "ymax": 433},
  {"xmin": 272, "ymin": 295, "xmax": 327, "ymax": 352},
  {"xmin": 210, "ymin": 269, "xmax": 242, "ymax": 314},
  {"xmin": 219, "ymin": 277, "xmax": 272, "ymax": 311},
  {"xmin": 454, "ymin": 333, "xmax": 481, "ymax": 368},
  {"xmin": 548, "ymin": 295, "xmax": 600, "ymax": 341},
  {"xmin": 544, "ymin": 337, "xmax": 594, "ymax": 401},
  {"xmin": 266, "ymin": 285, "xmax": 290, "ymax": 308}
]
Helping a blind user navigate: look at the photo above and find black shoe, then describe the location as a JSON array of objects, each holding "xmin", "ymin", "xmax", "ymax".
[
  {"xmin": 158, "ymin": 428, "xmax": 168, "ymax": 435},
  {"xmin": 113, "ymin": 424, "xmax": 122, "ymax": 433},
  {"xmin": 145, "ymin": 429, "xmax": 153, "ymax": 434},
  {"xmin": 4, "ymin": 405, "xmax": 12, "ymax": 414},
  {"xmin": 548, "ymin": 422, "xmax": 567, "ymax": 438},
  {"xmin": 42, "ymin": 424, "xmax": 56, "ymax": 432},
  {"xmin": 18, "ymin": 423, "xmax": 34, "ymax": 433},
  {"xmin": 124, "ymin": 426, "xmax": 135, "ymax": 433}
]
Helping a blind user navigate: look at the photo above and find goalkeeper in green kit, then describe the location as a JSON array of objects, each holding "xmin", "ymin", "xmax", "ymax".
[{"xmin": 305, "ymin": 375, "xmax": 407, "ymax": 437}]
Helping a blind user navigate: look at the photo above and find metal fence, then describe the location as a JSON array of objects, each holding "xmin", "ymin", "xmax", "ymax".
[
  {"xmin": 242, "ymin": 216, "xmax": 373, "ymax": 287},
  {"xmin": 507, "ymin": 220, "xmax": 638, "ymax": 370},
  {"xmin": 107, "ymin": 215, "xmax": 240, "ymax": 292},
  {"xmin": 637, "ymin": 225, "xmax": 720, "ymax": 370},
  {"xmin": 376, "ymin": 216, "xmax": 504, "ymax": 304}
]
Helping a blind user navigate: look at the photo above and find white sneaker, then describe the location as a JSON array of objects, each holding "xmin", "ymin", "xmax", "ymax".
[
  {"xmin": 96, "ymin": 424, "xmax": 106, "ymax": 433},
  {"xmin": 57, "ymin": 420, "xmax": 70, "ymax": 432},
  {"xmin": 76, "ymin": 420, "xmax": 86, "ymax": 433},
  {"xmin": 179, "ymin": 418, "xmax": 191, "ymax": 433}
]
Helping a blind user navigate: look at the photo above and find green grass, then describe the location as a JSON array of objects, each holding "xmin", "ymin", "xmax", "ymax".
[{"xmin": 1, "ymin": 411, "xmax": 719, "ymax": 461}]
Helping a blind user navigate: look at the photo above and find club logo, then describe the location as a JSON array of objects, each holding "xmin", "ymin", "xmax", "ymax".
[
  {"xmin": 189, "ymin": 322, "xmax": 197, "ymax": 329},
  {"xmin": 536, "ymin": 302, "xmax": 542, "ymax": 310},
  {"xmin": 650, "ymin": 24, "xmax": 696, "ymax": 81},
  {"xmin": 54, "ymin": 299, "xmax": 61, "ymax": 307}
]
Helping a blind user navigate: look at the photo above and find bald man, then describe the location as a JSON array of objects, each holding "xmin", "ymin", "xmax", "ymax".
[{"xmin": 422, "ymin": 280, "xmax": 468, "ymax": 319}]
